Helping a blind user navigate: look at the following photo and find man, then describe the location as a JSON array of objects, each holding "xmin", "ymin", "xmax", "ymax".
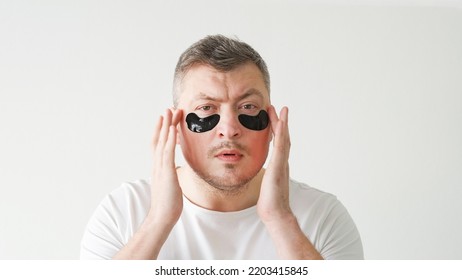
[{"xmin": 80, "ymin": 35, "xmax": 363, "ymax": 259}]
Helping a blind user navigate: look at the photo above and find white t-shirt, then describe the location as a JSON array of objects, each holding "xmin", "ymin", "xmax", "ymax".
[{"xmin": 80, "ymin": 179, "xmax": 363, "ymax": 259}]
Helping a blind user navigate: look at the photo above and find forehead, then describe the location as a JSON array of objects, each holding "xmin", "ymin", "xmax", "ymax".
[{"xmin": 177, "ymin": 63, "xmax": 269, "ymax": 105}]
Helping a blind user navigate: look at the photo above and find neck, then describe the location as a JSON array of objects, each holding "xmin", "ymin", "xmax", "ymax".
[{"xmin": 177, "ymin": 165, "xmax": 264, "ymax": 212}]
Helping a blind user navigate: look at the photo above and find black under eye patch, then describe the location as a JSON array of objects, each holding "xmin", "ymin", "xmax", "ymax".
[
  {"xmin": 185, "ymin": 113, "xmax": 220, "ymax": 133},
  {"xmin": 238, "ymin": 110, "xmax": 269, "ymax": 131},
  {"xmin": 186, "ymin": 110, "xmax": 269, "ymax": 133}
]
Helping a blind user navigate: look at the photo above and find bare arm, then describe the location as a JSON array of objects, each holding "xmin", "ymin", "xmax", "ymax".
[
  {"xmin": 258, "ymin": 106, "xmax": 323, "ymax": 260},
  {"xmin": 113, "ymin": 109, "xmax": 183, "ymax": 259}
]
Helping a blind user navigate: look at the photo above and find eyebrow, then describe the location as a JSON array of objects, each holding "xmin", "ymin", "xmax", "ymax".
[
  {"xmin": 238, "ymin": 88, "xmax": 264, "ymax": 102},
  {"xmin": 197, "ymin": 92, "xmax": 220, "ymax": 101},
  {"xmin": 196, "ymin": 88, "xmax": 264, "ymax": 102}
]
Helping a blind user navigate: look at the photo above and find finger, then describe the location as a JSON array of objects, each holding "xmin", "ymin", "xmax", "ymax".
[
  {"xmin": 152, "ymin": 116, "xmax": 164, "ymax": 174},
  {"xmin": 270, "ymin": 107, "xmax": 291, "ymax": 164},
  {"xmin": 164, "ymin": 125, "xmax": 177, "ymax": 168},
  {"xmin": 152, "ymin": 115, "xmax": 163, "ymax": 149},
  {"xmin": 281, "ymin": 106, "xmax": 291, "ymax": 149},
  {"xmin": 267, "ymin": 105, "xmax": 280, "ymax": 134},
  {"xmin": 279, "ymin": 106, "xmax": 289, "ymax": 124},
  {"xmin": 171, "ymin": 108, "xmax": 183, "ymax": 127},
  {"xmin": 279, "ymin": 106, "xmax": 290, "ymax": 144},
  {"xmin": 268, "ymin": 106, "xmax": 289, "ymax": 141},
  {"xmin": 270, "ymin": 120, "xmax": 286, "ymax": 162},
  {"xmin": 158, "ymin": 109, "xmax": 173, "ymax": 147}
]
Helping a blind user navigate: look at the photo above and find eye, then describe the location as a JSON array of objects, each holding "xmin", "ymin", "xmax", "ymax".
[
  {"xmin": 239, "ymin": 103, "xmax": 258, "ymax": 111},
  {"xmin": 199, "ymin": 105, "xmax": 212, "ymax": 111},
  {"xmin": 196, "ymin": 104, "xmax": 217, "ymax": 114},
  {"xmin": 243, "ymin": 104, "xmax": 254, "ymax": 109}
]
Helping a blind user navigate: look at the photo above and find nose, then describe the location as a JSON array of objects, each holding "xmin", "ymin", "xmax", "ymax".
[{"xmin": 216, "ymin": 111, "xmax": 242, "ymax": 139}]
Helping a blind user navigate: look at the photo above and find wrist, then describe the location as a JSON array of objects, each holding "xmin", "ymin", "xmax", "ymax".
[
  {"xmin": 262, "ymin": 212, "xmax": 323, "ymax": 260},
  {"xmin": 258, "ymin": 204, "xmax": 294, "ymax": 225},
  {"xmin": 262, "ymin": 210, "xmax": 298, "ymax": 232},
  {"xmin": 145, "ymin": 209, "xmax": 179, "ymax": 230}
]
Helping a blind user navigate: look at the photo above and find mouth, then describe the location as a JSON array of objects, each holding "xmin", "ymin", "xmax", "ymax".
[{"xmin": 215, "ymin": 149, "xmax": 243, "ymax": 162}]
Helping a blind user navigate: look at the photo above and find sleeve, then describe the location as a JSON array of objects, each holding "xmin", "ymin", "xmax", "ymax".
[
  {"xmin": 79, "ymin": 194, "xmax": 126, "ymax": 260},
  {"xmin": 318, "ymin": 199, "xmax": 364, "ymax": 260}
]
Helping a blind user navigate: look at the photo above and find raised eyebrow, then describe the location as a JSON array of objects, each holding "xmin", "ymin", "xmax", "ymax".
[
  {"xmin": 197, "ymin": 92, "xmax": 222, "ymax": 102},
  {"xmin": 238, "ymin": 89, "xmax": 264, "ymax": 102},
  {"xmin": 196, "ymin": 89, "xmax": 264, "ymax": 102}
]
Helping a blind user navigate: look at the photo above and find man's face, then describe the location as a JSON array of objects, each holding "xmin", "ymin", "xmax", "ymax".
[{"xmin": 176, "ymin": 63, "xmax": 272, "ymax": 193}]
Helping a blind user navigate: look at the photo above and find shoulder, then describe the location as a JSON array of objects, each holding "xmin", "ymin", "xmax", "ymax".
[
  {"xmin": 288, "ymin": 178, "xmax": 364, "ymax": 260},
  {"xmin": 106, "ymin": 179, "xmax": 151, "ymax": 207},
  {"xmin": 289, "ymin": 178, "xmax": 339, "ymax": 209},
  {"xmin": 288, "ymin": 178, "xmax": 347, "ymax": 229},
  {"xmin": 80, "ymin": 179, "xmax": 151, "ymax": 259},
  {"xmin": 99, "ymin": 179, "xmax": 152, "ymax": 224},
  {"xmin": 288, "ymin": 178, "xmax": 354, "ymax": 225}
]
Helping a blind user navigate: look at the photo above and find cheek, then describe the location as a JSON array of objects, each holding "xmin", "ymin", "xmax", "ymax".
[
  {"xmin": 247, "ymin": 130, "xmax": 271, "ymax": 160},
  {"xmin": 178, "ymin": 123, "xmax": 210, "ymax": 158}
]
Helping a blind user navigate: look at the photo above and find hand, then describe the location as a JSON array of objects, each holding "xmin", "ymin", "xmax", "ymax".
[
  {"xmin": 148, "ymin": 108, "xmax": 184, "ymax": 227},
  {"xmin": 257, "ymin": 106, "xmax": 322, "ymax": 259},
  {"xmin": 113, "ymin": 108, "xmax": 184, "ymax": 259},
  {"xmin": 257, "ymin": 105, "xmax": 292, "ymax": 224}
]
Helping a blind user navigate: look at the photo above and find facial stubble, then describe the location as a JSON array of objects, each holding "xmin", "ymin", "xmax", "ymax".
[{"xmin": 191, "ymin": 141, "xmax": 260, "ymax": 196}]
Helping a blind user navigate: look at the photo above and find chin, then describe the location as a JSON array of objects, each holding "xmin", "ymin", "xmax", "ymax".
[{"xmin": 195, "ymin": 167, "xmax": 259, "ymax": 194}]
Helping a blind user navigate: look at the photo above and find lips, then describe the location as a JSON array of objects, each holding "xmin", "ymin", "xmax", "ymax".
[{"xmin": 215, "ymin": 149, "xmax": 243, "ymax": 162}]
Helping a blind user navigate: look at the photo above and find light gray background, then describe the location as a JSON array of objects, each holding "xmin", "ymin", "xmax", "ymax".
[{"xmin": 1, "ymin": 0, "xmax": 461, "ymax": 259}]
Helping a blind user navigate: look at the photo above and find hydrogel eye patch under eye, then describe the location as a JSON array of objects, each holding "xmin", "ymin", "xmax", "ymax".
[
  {"xmin": 238, "ymin": 110, "xmax": 269, "ymax": 131},
  {"xmin": 186, "ymin": 110, "xmax": 269, "ymax": 133},
  {"xmin": 186, "ymin": 113, "xmax": 220, "ymax": 133}
]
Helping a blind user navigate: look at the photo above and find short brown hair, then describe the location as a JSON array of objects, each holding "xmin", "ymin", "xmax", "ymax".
[{"xmin": 172, "ymin": 35, "xmax": 270, "ymax": 107}]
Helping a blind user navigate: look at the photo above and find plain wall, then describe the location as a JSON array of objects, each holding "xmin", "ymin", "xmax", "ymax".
[{"xmin": 1, "ymin": 0, "xmax": 461, "ymax": 259}]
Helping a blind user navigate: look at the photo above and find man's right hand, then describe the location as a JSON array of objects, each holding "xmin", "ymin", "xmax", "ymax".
[
  {"xmin": 148, "ymin": 108, "xmax": 184, "ymax": 227},
  {"xmin": 113, "ymin": 108, "xmax": 183, "ymax": 259}
]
